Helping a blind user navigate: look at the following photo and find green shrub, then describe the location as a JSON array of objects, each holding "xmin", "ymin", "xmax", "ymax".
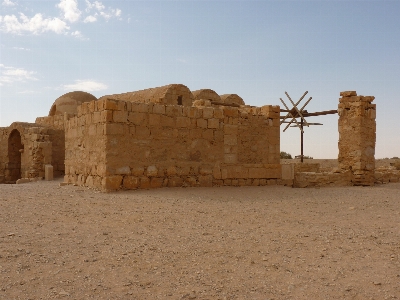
[{"xmin": 280, "ymin": 151, "xmax": 292, "ymax": 159}]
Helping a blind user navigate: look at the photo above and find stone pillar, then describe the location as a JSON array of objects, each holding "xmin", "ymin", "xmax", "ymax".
[{"xmin": 338, "ymin": 91, "xmax": 376, "ymax": 186}]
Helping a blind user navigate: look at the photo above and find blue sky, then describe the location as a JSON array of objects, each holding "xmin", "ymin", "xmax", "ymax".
[{"xmin": 1, "ymin": 0, "xmax": 399, "ymax": 158}]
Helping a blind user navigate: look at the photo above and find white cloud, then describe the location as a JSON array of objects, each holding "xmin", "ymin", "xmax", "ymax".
[
  {"xmin": 85, "ymin": 0, "xmax": 121, "ymax": 21},
  {"xmin": 114, "ymin": 9, "xmax": 121, "ymax": 17},
  {"xmin": 0, "ymin": 64, "xmax": 37, "ymax": 85},
  {"xmin": 85, "ymin": 0, "xmax": 105, "ymax": 12},
  {"xmin": 70, "ymin": 30, "xmax": 87, "ymax": 40},
  {"xmin": 83, "ymin": 15, "xmax": 96, "ymax": 23},
  {"xmin": 63, "ymin": 80, "xmax": 107, "ymax": 92},
  {"xmin": 57, "ymin": 0, "xmax": 81, "ymax": 23},
  {"xmin": 12, "ymin": 46, "xmax": 31, "ymax": 51},
  {"xmin": 0, "ymin": 0, "xmax": 122, "ymax": 36},
  {"xmin": 2, "ymin": 0, "xmax": 15, "ymax": 6},
  {"xmin": 0, "ymin": 13, "xmax": 69, "ymax": 34}
]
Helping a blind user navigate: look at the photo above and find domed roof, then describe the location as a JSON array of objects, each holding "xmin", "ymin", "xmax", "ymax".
[
  {"xmin": 192, "ymin": 89, "xmax": 221, "ymax": 102},
  {"xmin": 49, "ymin": 91, "xmax": 97, "ymax": 116}
]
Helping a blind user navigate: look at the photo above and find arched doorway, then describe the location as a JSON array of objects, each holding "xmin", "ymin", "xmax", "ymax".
[{"xmin": 8, "ymin": 129, "xmax": 23, "ymax": 182}]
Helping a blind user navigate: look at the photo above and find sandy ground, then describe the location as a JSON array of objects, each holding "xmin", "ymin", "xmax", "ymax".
[{"xmin": 1, "ymin": 178, "xmax": 400, "ymax": 300}]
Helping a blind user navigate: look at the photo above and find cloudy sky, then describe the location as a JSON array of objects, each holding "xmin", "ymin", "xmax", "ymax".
[{"xmin": 1, "ymin": 0, "xmax": 399, "ymax": 158}]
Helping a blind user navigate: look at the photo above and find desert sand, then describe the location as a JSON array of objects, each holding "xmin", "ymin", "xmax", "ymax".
[{"xmin": 1, "ymin": 174, "xmax": 399, "ymax": 299}]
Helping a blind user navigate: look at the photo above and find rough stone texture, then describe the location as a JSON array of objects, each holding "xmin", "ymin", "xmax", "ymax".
[
  {"xmin": 63, "ymin": 97, "xmax": 281, "ymax": 191},
  {"xmin": 220, "ymin": 94, "xmax": 245, "ymax": 106},
  {"xmin": 290, "ymin": 91, "xmax": 377, "ymax": 188},
  {"xmin": 100, "ymin": 84, "xmax": 194, "ymax": 107},
  {"xmin": 48, "ymin": 91, "xmax": 97, "ymax": 116},
  {"xmin": 338, "ymin": 91, "xmax": 376, "ymax": 186},
  {"xmin": 1, "ymin": 87, "xmax": 382, "ymax": 191},
  {"xmin": 45, "ymin": 164, "xmax": 54, "ymax": 181},
  {"xmin": 0, "ymin": 123, "xmax": 53, "ymax": 183},
  {"xmin": 192, "ymin": 89, "xmax": 221, "ymax": 103}
]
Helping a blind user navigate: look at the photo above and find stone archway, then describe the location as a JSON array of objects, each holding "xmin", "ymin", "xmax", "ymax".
[{"xmin": 7, "ymin": 129, "xmax": 23, "ymax": 182}]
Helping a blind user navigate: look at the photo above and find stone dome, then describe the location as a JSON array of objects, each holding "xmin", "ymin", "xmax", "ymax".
[
  {"xmin": 49, "ymin": 91, "xmax": 97, "ymax": 116},
  {"xmin": 192, "ymin": 89, "xmax": 221, "ymax": 103}
]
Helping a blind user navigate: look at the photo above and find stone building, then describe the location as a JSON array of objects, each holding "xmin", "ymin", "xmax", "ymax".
[
  {"xmin": 0, "ymin": 85, "xmax": 384, "ymax": 190},
  {"xmin": 0, "ymin": 84, "xmax": 281, "ymax": 191}
]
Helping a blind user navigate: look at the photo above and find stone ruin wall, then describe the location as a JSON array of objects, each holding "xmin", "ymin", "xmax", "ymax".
[
  {"xmin": 287, "ymin": 91, "xmax": 377, "ymax": 188},
  {"xmin": 35, "ymin": 114, "xmax": 68, "ymax": 177},
  {"xmin": 0, "ymin": 123, "xmax": 53, "ymax": 183},
  {"xmin": 100, "ymin": 84, "xmax": 194, "ymax": 107},
  {"xmin": 338, "ymin": 91, "xmax": 376, "ymax": 185},
  {"xmin": 64, "ymin": 98, "xmax": 281, "ymax": 191}
]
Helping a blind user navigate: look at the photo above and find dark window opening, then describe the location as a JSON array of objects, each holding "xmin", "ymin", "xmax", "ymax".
[{"xmin": 177, "ymin": 96, "xmax": 183, "ymax": 106}]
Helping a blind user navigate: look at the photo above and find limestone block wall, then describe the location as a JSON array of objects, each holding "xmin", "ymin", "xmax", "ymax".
[
  {"xmin": 36, "ymin": 114, "xmax": 67, "ymax": 130},
  {"xmin": 35, "ymin": 114, "xmax": 67, "ymax": 176},
  {"xmin": 64, "ymin": 100, "xmax": 108, "ymax": 190},
  {"xmin": 64, "ymin": 98, "xmax": 281, "ymax": 191},
  {"xmin": 0, "ymin": 123, "xmax": 52, "ymax": 183},
  {"xmin": 0, "ymin": 128, "xmax": 9, "ymax": 182},
  {"xmin": 338, "ymin": 91, "xmax": 376, "ymax": 186},
  {"xmin": 100, "ymin": 84, "xmax": 194, "ymax": 107}
]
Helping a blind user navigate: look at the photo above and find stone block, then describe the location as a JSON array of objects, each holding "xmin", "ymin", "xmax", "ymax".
[
  {"xmin": 150, "ymin": 177, "xmax": 164, "ymax": 188},
  {"xmin": 202, "ymin": 129, "xmax": 214, "ymax": 140},
  {"xmin": 123, "ymin": 176, "xmax": 140, "ymax": 189},
  {"xmin": 153, "ymin": 104, "xmax": 166, "ymax": 114},
  {"xmin": 115, "ymin": 166, "xmax": 131, "ymax": 175},
  {"xmin": 148, "ymin": 114, "xmax": 161, "ymax": 126},
  {"xmin": 135, "ymin": 126, "xmax": 150, "ymax": 138},
  {"xmin": 197, "ymin": 119, "xmax": 208, "ymax": 128},
  {"xmin": 113, "ymin": 110, "xmax": 128, "ymax": 123},
  {"xmin": 202, "ymin": 107, "xmax": 214, "ymax": 119},
  {"xmin": 128, "ymin": 112, "xmax": 148, "ymax": 125},
  {"xmin": 167, "ymin": 166, "xmax": 177, "ymax": 176},
  {"xmin": 168, "ymin": 177, "xmax": 183, "ymax": 187},
  {"xmin": 147, "ymin": 166, "xmax": 158, "ymax": 177},
  {"xmin": 160, "ymin": 115, "xmax": 175, "ymax": 127},
  {"xmin": 223, "ymin": 107, "xmax": 239, "ymax": 117},
  {"xmin": 214, "ymin": 108, "xmax": 224, "ymax": 119},
  {"xmin": 224, "ymin": 154, "xmax": 237, "ymax": 164},
  {"xmin": 102, "ymin": 175, "xmax": 123, "ymax": 191},
  {"xmin": 281, "ymin": 164, "xmax": 294, "ymax": 180},
  {"xmin": 176, "ymin": 117, "xmax": 191, "ymax": 128},
  {"xmin": 208, "ymin": 118, "xmax": 219, "ymax": 129},
  {"xmin": 224, "ymin": 124, "xmax": 238, "ymax": 135},
  {"xmin": 104, "ymin": 99, "xmax": 119, "ymax": 110},
  {"xmin": 340, "ymin": 91, "xmax": 357, "ymax": 97},
  {"xmin": 224, "ymin": 134, "xmax": 237, "ymax": 145},
  {"xmin": 131, "ymin": 103, "xmax": 149, "ymax": 113},
  {"xmin": 166, "ymin": 105, "xmax": 182, "ymax": 117},
  {"xmin": 104, "ymin": 123, "xmax": 124, "ymax": 135},
  {"xmin": 249, "ymin": 168, "xmax": 267, "ymax": 178},
  {"xmin": 45, "ymin": 164, "xmax": 54, "ymax": 181},
  {"xmin": 140, "ymin": 176, "xmax": 151, "ymax": 189},
  {"xmin": 16, "ymin": 178, "xmax": 31, "ymax": 184},
  {"xmin": 199, "ymin": 175, "xmax": 213, "ymax": 187}
]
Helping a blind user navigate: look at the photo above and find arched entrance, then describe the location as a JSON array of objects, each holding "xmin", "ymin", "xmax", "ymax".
[{"xmin": 8, "ymin": 129, "xmax": 23, "ymax": 182}]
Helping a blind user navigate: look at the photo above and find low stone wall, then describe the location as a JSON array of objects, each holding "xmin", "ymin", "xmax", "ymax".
[
  {"xmin": 375, "ymin": 168, "xmax": 400, "ymax": 184},
  {"xmin": 294, "ymin": 171, "xmax": 352, "ymax": 188}
]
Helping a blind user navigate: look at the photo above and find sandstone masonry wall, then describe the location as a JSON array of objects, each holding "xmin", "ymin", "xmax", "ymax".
[
  {"xmin": 64, "ymin": 100, "xmax": 108, "ymax": 190},
  {"xmin": 64, "ymin": 98, "xmax": 281, "ymax": 191},
  {"xmin": 100, "ymin": 84, "xmax": 194, "ymax": 107},
  {"xmin": 35, "ymin": 114, "xmax": 67, "ymax": 176},
  {"xmin": 338, "ymin": 91, "xmax": 376, "ymax": 186},
  {"xmin": 0, "ymin": 123, "xmax": 52, "ymax": 183}
]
